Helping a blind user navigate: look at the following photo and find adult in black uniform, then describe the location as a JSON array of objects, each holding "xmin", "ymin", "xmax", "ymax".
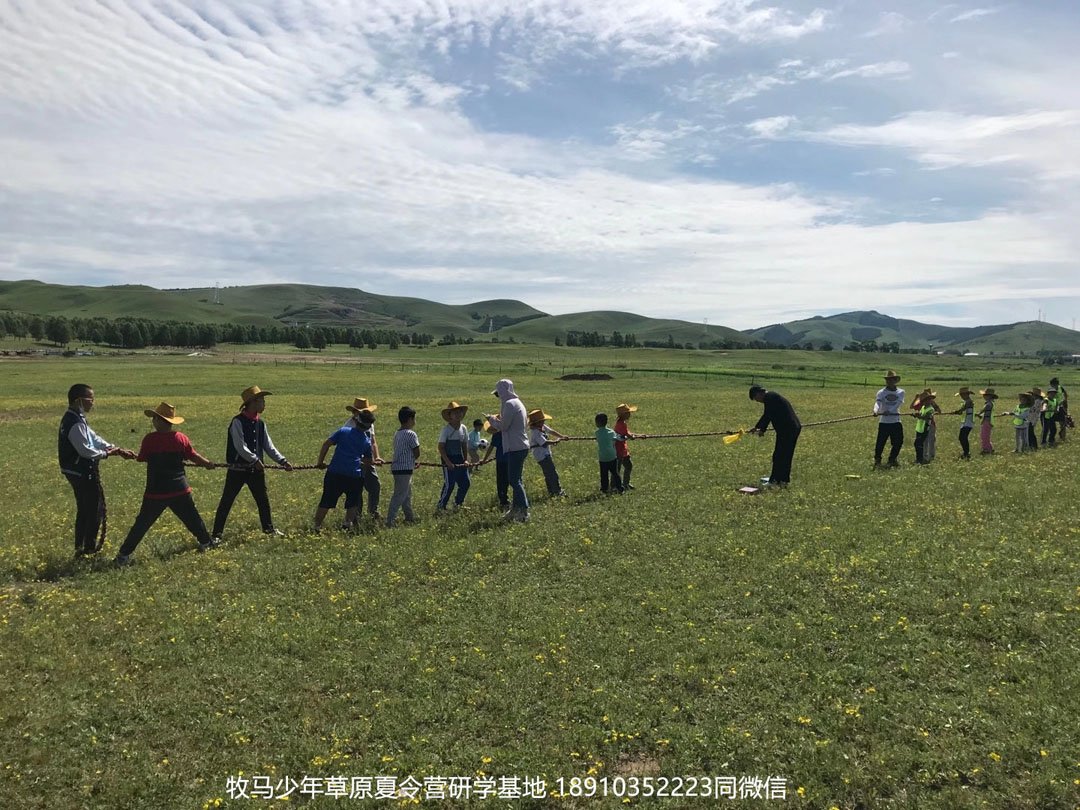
[{"xmin": 748, "ymin": 385, "xmax": 802, "ymax": 486}]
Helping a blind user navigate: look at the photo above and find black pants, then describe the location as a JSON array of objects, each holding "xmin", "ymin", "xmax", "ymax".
[
  {"xmin": 495, "ymin": 459, "xmax": 509, "ymax": 507},
  {"xmin": 875, "ymin": 422, "xmax": 904, "ymax": 462},
  {"xmin": 65, "ymin": 473, "xmax": 102, "ymax": 553},
  {"xmin": 1042, "ymin": 415, "xmax": 1057, "ymax": 445},
  {"xmin": 599, "ymin": 459, "xmax": 623, "ymax": 493},
  {"xmin": 618, "ymin": 456, "xmax": 633, "ymax": 487},
  {"xmin": 914, "ymin": 430, "xmax": 929, "ymax": 463},
  {"xmin": 119, "ymin": 494, "xmax": 212, "ymax": 556},
  {"xmin": 959, "ymin": 426, "xmax": 972, "ymax": 457},
  {"xmin": 1028, "ymin": 423, "xmax": 1039, "ymax": 451},
  {"xmin": 770, "ymin": 428, "xmax": 800, "ymax": 484},
  {"xmin": 359, "ymin": 467, "xmax": 381, "ymax": 515},
  {"xmin": 213, "ymin": 468, "xmax": 273, "ymax": 536}
]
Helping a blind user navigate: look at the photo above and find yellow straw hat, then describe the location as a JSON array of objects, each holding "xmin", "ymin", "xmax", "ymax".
[
  {"xmin": 979, "ymin": 388, "xmax": 999, "ymax": 399},
  {"xmin": 441, "ymin": 401, "xmax": 468, "ymax": 419},
  {"xmin": 615, "ymin": 403, "xmax": 638, "ymax": 417},
  {"xmin": 240, "ymin": 385, "xmax": 272, "ymax": 409},
  {"xmin": 144, "ymin": 401, "xmax": 184, "ymax": 425},
  {"xmin": 346, "ymin": 397, "xmax": 377, "ymax": 414},
  {"xmin": 884, "ymin": 370, "xmax": 901, "ymax": 382},
  {"xmin": 528, "ymin": 409, "xmax": 551, "ymax": 425},
  {"xmin": 955, "ymin": 387, "xmax": 974, "ymax": 397},
  {"xmin": 483, "ymin": 419, "xmax": 498, "ymax": 434}
]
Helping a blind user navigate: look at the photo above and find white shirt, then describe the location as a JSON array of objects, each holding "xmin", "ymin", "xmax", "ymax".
[
  {"xmin": 438, "ymin": 424, "xmax": 468, "ymax": 459},
  {"xmin": 530, "ymin": 425, "xmax": 552, "ymax": 461},
  {"xmin": 874, "ymin": 387, "xmax": 905, "ymax": 423}
]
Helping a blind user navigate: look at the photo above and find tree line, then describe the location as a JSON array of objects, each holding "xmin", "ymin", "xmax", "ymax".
[{"xmin": 0, "ymin": 312, "xmax": 435, "ymax": 351}]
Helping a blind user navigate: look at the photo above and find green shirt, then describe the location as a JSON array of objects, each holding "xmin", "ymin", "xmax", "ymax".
[
  {"xmin": 915, "ymin": 405, "xmax": 935, "ymax": 434},
  {"xmin": 595, "ymin": 427, "xmax": 618, "ymax": 462}
]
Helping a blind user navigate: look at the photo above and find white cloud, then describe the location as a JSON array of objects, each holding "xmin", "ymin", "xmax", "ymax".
[
  {"xmin": 826, "ymin": 60, "xmax": 911, "ymax": 81},
  {"xmin": 863, "ymin": 11, "xmax": 910, "ymax": 38},
  {"xmin": 805, "ymin": 110, "xmax": 1080, "ymax": 176},
  {"xmin": 746, "ymin": 115, "xmax": 797, "ymax": 138},
  {"xmin": 950, "ymin": 8, "xmax": 999, "ymax": 23}
]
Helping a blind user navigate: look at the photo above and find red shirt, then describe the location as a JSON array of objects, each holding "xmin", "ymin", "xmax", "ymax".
[
  {"xmin": 614, "ymin": 419, "xmax": 630, "ymax": 458},
  {"xmin": 137, "ymin": 431, "xmax": 196, "ymax": 499}
]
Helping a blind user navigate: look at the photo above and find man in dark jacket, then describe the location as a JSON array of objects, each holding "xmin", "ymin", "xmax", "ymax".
[{"xmin": 748, "ymin": 385, "xmax": 802, "ymax": 486}]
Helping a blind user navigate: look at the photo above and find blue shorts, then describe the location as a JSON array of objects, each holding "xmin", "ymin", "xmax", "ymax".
[{"xmin": 319, "ymin": 471, "xmax": 364, "ymax": 509}]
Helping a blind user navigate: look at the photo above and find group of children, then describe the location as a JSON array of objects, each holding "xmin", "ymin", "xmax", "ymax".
[
  {"xmin": 61, "ymin": 380, "xmax": 650, "ymax": 565},
  {"xmin": 875, "ymin": 371, "xmax": 1070, "ymax": 466}
]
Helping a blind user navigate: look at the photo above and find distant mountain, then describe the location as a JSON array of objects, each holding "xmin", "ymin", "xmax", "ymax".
[
  {"xmin": 3, "ymin": 281, "xmax": 1078, "ymax": 354},
  {"xmin": 746, "ymin": 310, "xmax": 1080, "ymax": 354}
]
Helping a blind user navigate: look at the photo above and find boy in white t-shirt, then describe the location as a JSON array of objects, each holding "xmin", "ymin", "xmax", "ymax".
[
  {"xmin": 528, "ymin": 409, "xmax": 568, "ymax": 497},
  {"xmin": 386, "ymin": 406, "xmax": 420, "ymax": 527}
]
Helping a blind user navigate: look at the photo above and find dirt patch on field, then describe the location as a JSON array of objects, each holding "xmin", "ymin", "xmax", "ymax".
[
  {"xmin": 612, "ymin": 753, "xmax": 662, "ymax": 776},
  {"xmin": 559, "ymin": 373, "xmax": 614, "ymax": 381}
]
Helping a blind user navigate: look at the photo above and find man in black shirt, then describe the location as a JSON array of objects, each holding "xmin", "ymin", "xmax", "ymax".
[{"xmin": 748, "ymin": 385, "xmax": 802, "ymax": 486}]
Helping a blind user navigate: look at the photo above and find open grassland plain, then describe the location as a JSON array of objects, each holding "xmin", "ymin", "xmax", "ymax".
[{"xmin": 1, "ymin": 351, "xmax": 1078, "ymax": 810}]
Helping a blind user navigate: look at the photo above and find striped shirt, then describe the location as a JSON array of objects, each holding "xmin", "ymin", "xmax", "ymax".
[{"xmin": 392, "ymin": 429, "xmax": 420, "ymax": 473}]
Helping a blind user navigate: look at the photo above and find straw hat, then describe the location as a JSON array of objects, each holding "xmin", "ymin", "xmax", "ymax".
[
  {"xmin": 884, "ymin": 370, "xmax": 901, "ymax": 382},
  {"xmin": 979, "ymin": 388, "xmax": 999, "ymax": 399},
  {"xmin": 1018, "ymin": 391, "xmax": 1034, "ymax": 402},
  {"xmin": 484, "ymin": 419, "xmax": 498, "ymax": 434},
  {"xmin": 144, "ymin": 401, "xmax": 184, "ymax": 425},
  {"xmin": 615, "ymin": 403, "xmax": 638, "ymax": 417},
  {"xmin": 346, "ymin": 397, "xmax": 377, "ymax": 414},
  {"xmin": 921, "ymin": 389, "xmax": 937, "ymax": 399},
  {"xmin": 441, "ymin": 401, "xmax": 468, "ymax": 419},
  {"xmin": 240, "ymin": 385, "xmax": 272, "ymax": 408},
  {"xmin": 1031, "ymin": 387, "xmax": 1043, "ymax": 398},
  {"xmin": 955, "ymin": 387, "xmax": 974, "ymax": 397},
  {"xmin": 528, "ymin": 409, "xmax": 551, "ymax": 425}
]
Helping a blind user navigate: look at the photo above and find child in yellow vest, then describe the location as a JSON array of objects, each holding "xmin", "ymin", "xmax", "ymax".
[
  {"xmin": 1007, "ymin": 392, "xmax": 1033, "ymax": 453},
  {"xmin": 912, "ymin": 390, "xmax": 936, "ymax": 464}
]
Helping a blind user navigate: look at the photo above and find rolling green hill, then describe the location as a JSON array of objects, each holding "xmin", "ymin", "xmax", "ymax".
[
  {"xmin": 747, "ymin": 310, "xmax": 1080, "ymax": 354},
  {"xmin": 3, "ymin": 280, "xmax": 1078, "ymax": 354},
  {"xmin": 499, "ymin": 310, "xmax": 747, "ymax": 345}
]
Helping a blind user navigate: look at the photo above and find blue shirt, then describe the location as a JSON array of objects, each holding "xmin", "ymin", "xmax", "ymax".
[{"xmin": 326, "ymin": 427, "xmax": 372, "ymax": 477}]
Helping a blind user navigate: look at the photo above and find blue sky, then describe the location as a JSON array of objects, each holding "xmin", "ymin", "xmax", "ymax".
[{"xmin": 1, "ymin": 0, "xmax": 1078, "ymax": 329}]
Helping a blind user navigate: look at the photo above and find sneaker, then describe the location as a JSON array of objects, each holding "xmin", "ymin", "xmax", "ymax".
[
  {"xmin": 516, "ymin": 511, "xmax": 531, "ymax": 523},
  {"xmin": 211, "ymin": 533, "xmax": 223, "ymax": 545},
  {"xmin": 114, "ymin": 554, "xmax": 134, "ymax": 567},
  {"xmin": 501, "ymin": 509, "xmax": 516, "ymax": 521},
  {"xmin": 886, "ymin": 459, "xmax": 900, "ymax": 467},
  {"xmin": 264, "ymin": 528, "xmax": 285, "ymax": 537},
  {"xmin": 369, "ymin": 512, "xmax": 382, "ymax": 521},
  {"xmin": 197, "ymin": 538, "xmax": 220, "ymax": 553},
  {"xmin": 624, "ymin": 483, "xmax": 635, "ymax": 490}
]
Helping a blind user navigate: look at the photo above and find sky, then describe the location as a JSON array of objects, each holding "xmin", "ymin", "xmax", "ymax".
[{"xmin": 1, "ymin": 0, "xmax": 1078, "ymax": 330}]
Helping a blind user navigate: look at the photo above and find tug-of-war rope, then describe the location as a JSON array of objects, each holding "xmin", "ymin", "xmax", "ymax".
[
  {"xmin": 157, "ymin": 411, "xmax": 959, "ymax": 474},
  {"xmin": 90, "ymin": 409, "xmax": 1058, "ymax": 551}
]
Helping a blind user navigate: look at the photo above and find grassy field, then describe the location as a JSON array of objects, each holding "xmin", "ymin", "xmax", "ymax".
[{"xmin": 1, "ymin": 349, "xmax": 1078, "ymax": 809}]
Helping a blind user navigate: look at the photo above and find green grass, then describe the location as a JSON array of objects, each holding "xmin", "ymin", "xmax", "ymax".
[{"xmin": 1, "ymin": 351, "xmax": 1078, "ymax": 809}]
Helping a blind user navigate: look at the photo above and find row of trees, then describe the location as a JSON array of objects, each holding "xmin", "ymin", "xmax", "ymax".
[{"xmin": 0, "ymin": 312, "xmax": 435, "ymax": 351}]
